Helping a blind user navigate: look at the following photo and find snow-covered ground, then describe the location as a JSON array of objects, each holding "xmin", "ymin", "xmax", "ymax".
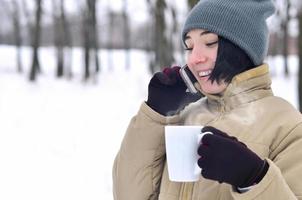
[{"xmin": 0, "ymin": 45, "xmax": 299, "ymax": 200}]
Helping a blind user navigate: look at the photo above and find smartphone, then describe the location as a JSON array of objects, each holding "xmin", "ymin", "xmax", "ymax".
[{"xmin": 179, "ymin": 64, "xmax": 198, "ymax": 94}]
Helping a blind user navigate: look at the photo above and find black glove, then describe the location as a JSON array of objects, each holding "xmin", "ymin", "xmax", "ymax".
[
  {"xmin": 146, "ymin": 66, "xmax": 201, "ymax": 116},
  {"xmin": 197, "ymin": 126, "xmax": 269, "ymax": 188}
]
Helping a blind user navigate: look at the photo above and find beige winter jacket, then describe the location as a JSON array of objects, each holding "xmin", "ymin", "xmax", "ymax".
[{"xmin": 113, "ymin": 64, "xmax": 302, "ymax": 200}]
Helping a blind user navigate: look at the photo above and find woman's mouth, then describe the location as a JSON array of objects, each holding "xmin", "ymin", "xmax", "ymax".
[{"xmin": 198, "ymin": 69, "xmax": 212, "ymax": 78}]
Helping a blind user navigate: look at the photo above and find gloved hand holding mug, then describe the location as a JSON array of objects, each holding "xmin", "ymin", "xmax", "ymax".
[
  {"xmin": 197, "ymin": 126, "xmax": 269, "ymax": 188},
  {"xmin": 146, "ymin": 66, "xmax": 201, "ymax": 116}
]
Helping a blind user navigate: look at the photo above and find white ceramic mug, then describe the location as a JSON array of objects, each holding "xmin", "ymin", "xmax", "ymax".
[{"xmin": 165, "ymin": 125, "xmax": 212, "ymax": 182}]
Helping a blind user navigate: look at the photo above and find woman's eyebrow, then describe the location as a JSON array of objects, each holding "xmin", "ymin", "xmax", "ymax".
[
  {"xmin": 185, "ymin": 30, "xmax": 213, "ymax": 41},
  {"xmin": 200, "ymin": 30, "xmax": 212, "ymax": 36}
]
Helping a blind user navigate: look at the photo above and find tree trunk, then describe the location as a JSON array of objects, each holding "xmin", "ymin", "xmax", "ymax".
[
  {"xmin": 22, "ymin": 0, "xmax": 34, "ymax": 47},
  {"xmin": 82, "ymin": 2, "xmax": 90, "ymax": 81},
  {"xmin": 52, "ymin": 0, "xmax": 64, "ymax": 78},
  {"xmin": 82, "ymin": 0, "xmax": 99, "ymax": 82},
  {"xmin": 84, "ymin": 27, "xmax": 90, "ymax": 81},
  {"xmin": 154, "ymin": 0, "xmax": 174, "ymax": 71},
  {"xmin": 107, "ymin": 10, "xmax": 114, "ymax": 71},
  {"xmin": 61, "ymin": 0, "xmax": 73, "ymax": 79},
  {"xmin": 12, "ymin": 0, "xmax": 23, "ymax": 73},
  {"xmin": 298, "ymin": 11, "xmax": 302, "ymax": 112},
  {"xmin": 89, "ymin": 0, "xmax": 100, "ymax": 77},
  {"xmin": 29, "ymin": 0, "xmax": 42, "ymax": 81},
  {"xmin": 61, "ymin": 0, "xmax": 72, "ymax": 79},
  {"xmin": 123, "ymin": 0, "xmax": 130, "ymax": 70},
  {"xmin": 145, "ymin": 0, "xmax": 174, "ymax": 73},
  {"xmin": 282, "ymin": 0, "xmax": 290, "ymax": 77},
  {"xmin": 145, "ymin": 0, "xmax": 156, "ymax": 73},
  {"xmin": 170, "ymin": 5, "xmax": 178, "ymax": 63}
]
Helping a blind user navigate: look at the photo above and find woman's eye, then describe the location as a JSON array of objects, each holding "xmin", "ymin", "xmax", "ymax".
[
  {"xmin": 206, "ymin": 41, "xmax": 218, "ymax": 47},
  {"xmin": 185, "ymin": 47, "xmax": 193, "ymax": 51}
]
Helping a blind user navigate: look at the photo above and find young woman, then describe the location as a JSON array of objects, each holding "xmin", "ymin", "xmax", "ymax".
[{"xmin": 113, "ymin": 0, "xmax": 302, "ymax": 199}]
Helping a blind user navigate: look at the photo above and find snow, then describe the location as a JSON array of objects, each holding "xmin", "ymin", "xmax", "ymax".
[{"xmin": 0, "ymin": 45, "xmax": 299, "ymax": 200}]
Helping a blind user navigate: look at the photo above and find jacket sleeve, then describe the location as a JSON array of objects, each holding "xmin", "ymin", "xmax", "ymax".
[
  {"xmin": 230, "ymin": 123, "xmax": 302, "ymax": 200},
  {"xmin": 112, "ymin": 102, "xmax": 181, "ymax": 200}
]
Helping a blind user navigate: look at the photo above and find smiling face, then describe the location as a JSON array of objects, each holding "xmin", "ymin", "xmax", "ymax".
[{"xmin": 184, "ymin": 29, "xmax": 228, "ymax": 94}]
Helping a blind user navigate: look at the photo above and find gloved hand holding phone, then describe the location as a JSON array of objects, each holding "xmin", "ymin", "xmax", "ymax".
[{"xmin": 146, "ymin": 66, "xmax": 201, "ymax": 116}]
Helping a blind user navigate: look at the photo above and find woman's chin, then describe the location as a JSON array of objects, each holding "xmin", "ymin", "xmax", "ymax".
[{"xmin": 201, "ymin": 83, "xmax": 226, "ymax": 95}]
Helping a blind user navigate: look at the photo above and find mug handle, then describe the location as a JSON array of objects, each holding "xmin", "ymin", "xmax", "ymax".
[{"xmin": 197, "ymin": 131, "xmax": 213, "ymax": 144}]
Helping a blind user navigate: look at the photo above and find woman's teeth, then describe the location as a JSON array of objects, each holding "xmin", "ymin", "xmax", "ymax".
[{"xmin": 198, "ymin": 70, "xmax": 212, "ymax": 77}]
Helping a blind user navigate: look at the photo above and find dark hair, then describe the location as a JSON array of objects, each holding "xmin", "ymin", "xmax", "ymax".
[{"xmin": 209, "ymin": 37, "xmax": 255, "ymax": 84}]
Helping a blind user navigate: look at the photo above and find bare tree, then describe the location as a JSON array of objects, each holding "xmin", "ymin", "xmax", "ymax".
[
  {"xmin": 22, "ymin": 0, "xmax": 35, "ymax": 49},
  {"xmin": 165, "ymin": 2, "xmax": 182, "ymax": 64},
  {"xmin": 29, "ymin": 0, "xmax": 43, "ymax": 81},
  {"xmin": 281, "ymin": 0, "xmax": 291, "ymax": 76},
  {"xmin": 52, "ymin": 0, "xmax": 64, "ymax": 77},
  {"xmin": 52, "ymin": 0, "xmax": 72, "ymax": 78},
  {"xmin": 155, "ymin": 0, "xmax": 174, "ymax": 70},
  {"xmin": 145, "ymin": 0, "xmax": 155, "ymax": 71},
  {"xmin": 107, "ymin": 9, "xmax": 115, "ymax": 71},
  {"xmin": 273, "ymin": 0, "xmax": 293, "ymax": 77},
  {"xmin": 0, "ymin": 1, "xmax": 12, "ymax": 41},
  {"xmin": 146, "ymin": 0, "xmax": 174, "ymax": 73},
  {"xmin": 61, "ymin": 0, "xmax": 73, "ymax": 79},
  {"xmin": 82, "ymin": 0, "xmax": 100, "ymax": 82},
  {"xmin": 11, "ymin": 0, "xmax": 23, "ymax": 73},
  {"xmin": 123, "ymin": 0, "xmax": 131, "ymax": 70},
  {"xmin": 298, "ymin": 8, "xmax": 302, "ymax": 111},
  {"xmin": 0, "ymin": 0, "xmax": 23, "ymax": 72}
]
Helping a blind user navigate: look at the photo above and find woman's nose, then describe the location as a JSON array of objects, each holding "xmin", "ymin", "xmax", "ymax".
[{"xmin": 189, "ymin": 47, "xmax": 207, "ymax": 65}]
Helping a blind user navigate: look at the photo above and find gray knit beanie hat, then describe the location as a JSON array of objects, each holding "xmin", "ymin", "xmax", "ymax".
[{"xmin": 182, "ymin": 0, "xmax": 275, "ymax": 66}]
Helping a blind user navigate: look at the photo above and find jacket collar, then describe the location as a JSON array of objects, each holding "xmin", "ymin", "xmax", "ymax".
[{"xmin": 196, "ymin": 64, "xmax": 273, "ymax": 112}]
